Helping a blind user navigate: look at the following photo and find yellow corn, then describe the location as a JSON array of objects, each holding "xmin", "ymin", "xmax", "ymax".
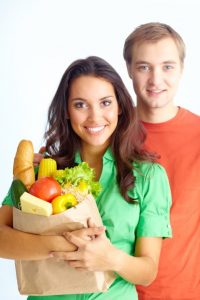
[
  {"xmin": 53, "ymin": 169, "xmax": 65, "ymax": 178},
  {"xmin": 38, "ymin": 158, "xmax": 57, "ymax": 179}
]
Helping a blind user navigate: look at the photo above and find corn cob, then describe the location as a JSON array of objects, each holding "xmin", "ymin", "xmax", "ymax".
[
  {"xmin": 38, "ymin": 158, "xmax": 57, "ymax": 179},
  {"xmin": 53, "ymin": 169, "xmax": 65, "ymax": 178}
]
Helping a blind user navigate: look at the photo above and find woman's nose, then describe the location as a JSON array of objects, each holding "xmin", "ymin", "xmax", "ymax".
[{"xmin": 87, "ymin": 106, "xmax": 101, "ymax": 120}]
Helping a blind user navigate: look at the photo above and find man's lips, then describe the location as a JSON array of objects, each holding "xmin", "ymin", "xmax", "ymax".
[{"xmin": 147, "ymin": 89, "xmax": 166, "ymax": 96}]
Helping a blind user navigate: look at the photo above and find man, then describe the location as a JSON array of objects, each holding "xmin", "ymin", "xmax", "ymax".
[{"xmin": 123, "ymin": 22, "xmax": 200, "ymax": 300}]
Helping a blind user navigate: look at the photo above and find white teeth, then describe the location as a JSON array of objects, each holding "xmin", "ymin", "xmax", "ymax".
[
  {"xmin": 149, "ymin": 90, "xmax": 162, "ymax": 93},
  {"xmin": 87, "ymin": 126, "xmax": 105, "ymax": 133}
]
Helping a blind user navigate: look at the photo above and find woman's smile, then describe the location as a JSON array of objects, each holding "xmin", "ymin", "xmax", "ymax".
[
  {"xmin": 68, "ymin": 75, "xmax": 120, "ymax": 151},
  {"xmin": 85, "ymin": 125, "xmax": 106, "ymax": 134}
]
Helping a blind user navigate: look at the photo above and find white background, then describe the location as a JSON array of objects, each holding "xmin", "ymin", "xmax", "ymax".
[{"xmin": 0, "ymin": 0, "xmax": 200, "ymax": 299}]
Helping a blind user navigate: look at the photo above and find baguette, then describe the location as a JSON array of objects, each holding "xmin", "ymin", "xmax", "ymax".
[{"xmin": 13, "ymin": 140, "xmax": 35, "ymax": 190}]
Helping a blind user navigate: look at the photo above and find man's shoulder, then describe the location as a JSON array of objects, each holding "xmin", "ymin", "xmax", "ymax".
[{"xmin": 180, "ymin": 107, "xmax": 200, "ymax": 122}]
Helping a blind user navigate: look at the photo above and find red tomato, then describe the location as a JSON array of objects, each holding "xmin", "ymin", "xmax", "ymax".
[{"xmin": 29, "ymin": 177, "xmax": 61, "ymax": 202}]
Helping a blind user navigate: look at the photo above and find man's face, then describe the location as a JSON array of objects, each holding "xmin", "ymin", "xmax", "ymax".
[{"xmin": 127, "ymin": 38, "xmax": 183, "ymax": 111}]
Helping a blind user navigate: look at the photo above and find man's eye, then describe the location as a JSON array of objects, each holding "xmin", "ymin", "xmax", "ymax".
[
  {"xmin": 164, "ymin": 65, "xmax": 174, "ymax": 70},
  {"xmin": 137, "ymin": 65, "xmax": 150, "ymax": 72}
]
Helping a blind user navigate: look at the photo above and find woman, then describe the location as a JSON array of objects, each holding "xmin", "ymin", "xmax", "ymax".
[{"xmin": 0, "ymin": 56, "xmax": 172, "ymax": 299}]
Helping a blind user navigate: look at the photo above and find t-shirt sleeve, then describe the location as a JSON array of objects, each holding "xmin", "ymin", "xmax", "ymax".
[
  {"xmin": 135, "ymin": 163, "xmax": 172, "ymax": 238},
  {"xmin": 1, "ymin": 186, "xmax": 13, "ymax": 206}
]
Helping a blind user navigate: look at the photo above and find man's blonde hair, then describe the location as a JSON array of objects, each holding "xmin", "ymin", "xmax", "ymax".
[{"xmin": 123, "ymin": 22, "xmax": 185, "ymax": 66}]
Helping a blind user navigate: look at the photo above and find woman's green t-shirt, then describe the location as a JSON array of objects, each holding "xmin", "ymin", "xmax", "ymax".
[{"xmin": 2, "ymin": 148, "xmax": 172, "ymax": 300}]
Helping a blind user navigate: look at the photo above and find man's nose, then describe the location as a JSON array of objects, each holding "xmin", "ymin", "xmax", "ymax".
[{"xmin": 148, "ymin": 69, "xmax": 162, "ymax": 86}]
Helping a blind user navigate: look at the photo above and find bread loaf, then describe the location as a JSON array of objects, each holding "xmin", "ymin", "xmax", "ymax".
[{"xmin": 13, "ymin": 140, "xmax": 35, "ymax": 189}]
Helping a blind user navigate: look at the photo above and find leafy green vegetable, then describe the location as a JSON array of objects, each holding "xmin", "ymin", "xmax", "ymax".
[
  {"xmin": 10, "ymin": 179, "xmax": 27, "ymax": 209},
  {"xmin": 53, "ymin": 162, "xmax": 102, "ymax": 198}
]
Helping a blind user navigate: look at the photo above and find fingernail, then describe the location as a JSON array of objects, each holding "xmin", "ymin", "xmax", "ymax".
[{"xmin": 99, "ymin": 226, "xmax": 106, "ymax": 229}]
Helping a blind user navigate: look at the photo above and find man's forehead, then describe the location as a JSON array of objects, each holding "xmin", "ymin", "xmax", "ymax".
[{"xmin": 131, "ymin": 38, "xmax": 181, "ymax": 63}]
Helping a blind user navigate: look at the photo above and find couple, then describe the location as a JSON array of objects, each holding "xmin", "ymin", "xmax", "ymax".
[{"xmin": 1, "ymin": 22, "xmax": 200, "ymax": 300}]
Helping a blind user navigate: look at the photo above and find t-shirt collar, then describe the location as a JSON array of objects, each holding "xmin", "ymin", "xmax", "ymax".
[{"xmin": 74, "ymin": 147, "xmax": 114, "ymax": 164}]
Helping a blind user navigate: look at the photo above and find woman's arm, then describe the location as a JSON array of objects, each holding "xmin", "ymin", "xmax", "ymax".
[
  {"xmin": 114, "ymin": 236, "xmax": 162, "ymax": 286},
  {"xmin": 0, "ymin": 205, "xmax": 77, "ymax": 260},
  {"xmin": 0, "ymin": 206, "xmax": 105, "ymax": 261},
  {"xmin": 51, "ymin": 229, "xmax": 162, "ymax": 286}
]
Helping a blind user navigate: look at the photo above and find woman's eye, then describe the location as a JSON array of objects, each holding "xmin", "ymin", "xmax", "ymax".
[
  {"xmin": 101, "ymin": 99, "xmax": 112, "ymax": 107},
  {"xmin": 74, "ymin": 101, "xmax": 87, "ymax": 109}
]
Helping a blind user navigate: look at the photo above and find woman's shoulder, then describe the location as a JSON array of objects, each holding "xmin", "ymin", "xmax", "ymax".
[
  {"xmin": 132, "ymin": 160, "xmax": 170, "ymax": 198},
  {"xmin": 133, "ymin": 160, "xmax": 167, "ymax": 179},
  {"xmin": 132, "ymin": 160, "xmax": 170, "ymax": 201}
]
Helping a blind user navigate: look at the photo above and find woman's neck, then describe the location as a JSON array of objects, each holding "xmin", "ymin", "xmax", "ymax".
[{"xmin": 80, "ymin": 145, "xmax": 107, "ymax": 180}]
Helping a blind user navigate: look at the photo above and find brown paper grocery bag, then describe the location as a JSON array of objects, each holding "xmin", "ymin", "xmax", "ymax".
[{"xmin": 13, "ymin": 195, "xmax": 115, "ymax": 295}]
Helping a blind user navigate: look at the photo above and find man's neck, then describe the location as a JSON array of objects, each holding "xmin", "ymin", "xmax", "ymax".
[{"xmin": 137, "ymin": 104, "xmax": 179, "ymax": 123}]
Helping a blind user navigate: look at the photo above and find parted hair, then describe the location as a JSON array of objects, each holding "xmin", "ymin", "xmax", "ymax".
[
  {"xmin": 123, "ymin": 22, "xmax": 185, "ymax": 66},
  {"xmin": 44, "ymin": 56, "xmax": 156, "ymax": 202}
]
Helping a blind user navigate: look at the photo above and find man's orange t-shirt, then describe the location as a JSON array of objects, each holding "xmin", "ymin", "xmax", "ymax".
[{"xmin": 137, "ymin": 108, "xmax": 200, "ymax": 300}]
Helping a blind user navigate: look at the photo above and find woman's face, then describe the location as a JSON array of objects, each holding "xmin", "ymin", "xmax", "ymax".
[{"xmin": 67, "ymin": 75, "xmax": 120, "ymax": 152}]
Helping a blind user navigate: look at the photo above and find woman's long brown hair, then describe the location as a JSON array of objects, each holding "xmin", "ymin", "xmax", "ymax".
[{"xmin": 44, "ymin": 56, "xmax": 156, "ymax": 203}]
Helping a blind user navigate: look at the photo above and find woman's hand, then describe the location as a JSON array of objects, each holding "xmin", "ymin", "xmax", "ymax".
[
  {"xmin": 33, "ymin": 146, "xmax": 46, "ymax": 166},
  {"xmin": 64, "ymin": 222, "xmax": 105, "ymax": 242},
  {"xmin": 0, "ymin": 205, "xmax": 77, "ymax": 260},
  {"xmin": 33, "ymin": 153, "xmax": 43, "ymax": 166},
  {"xmin": 60, "ymin": 218, "xmax": 105, "ymax": 242},
  {"xmin": 50, "ymin": 219, "xmax": 117, "ymax": 272},
  {"xmin": 51, "ymin": 228, "xmax": 116, "ymax": 271}
]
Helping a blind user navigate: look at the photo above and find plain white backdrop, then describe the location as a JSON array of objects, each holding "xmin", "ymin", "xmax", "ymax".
[{"xmin": 0, "ymin": 0, "xmax": 200, "ymax": 299}]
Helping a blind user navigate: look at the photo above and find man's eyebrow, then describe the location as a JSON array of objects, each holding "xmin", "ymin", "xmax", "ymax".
[
  {"xmin": 135, "ymin": 61, "xmax": 149, "ymax": 65},
  {"xmin": 162, "ymin": 60, "xmax": 177, "ymax": 64},
  {"xmin": 135, "ymin": 60, "xmax": 177, "ymax": 65}
]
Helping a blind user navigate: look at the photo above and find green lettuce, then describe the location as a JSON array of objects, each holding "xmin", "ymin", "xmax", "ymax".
[{"xmin": 53, "ymin": 162, "xmax": 102, "ymax": 198}]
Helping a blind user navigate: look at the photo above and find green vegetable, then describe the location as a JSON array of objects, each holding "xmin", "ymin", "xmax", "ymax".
[
  {"xmin": 53, "ymin": 162, "xmax": 102, "ymax": 198},
  {"xmin": 11, "ymin": 179, "xmax": 27, "ymax": 209}
]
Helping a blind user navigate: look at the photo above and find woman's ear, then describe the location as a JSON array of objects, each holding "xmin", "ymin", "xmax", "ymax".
[{"xmin": 66, "ymin": 110, "xmax": 70, "ymax": 120}]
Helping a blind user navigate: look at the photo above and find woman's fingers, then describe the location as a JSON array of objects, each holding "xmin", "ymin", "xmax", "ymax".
[
  {"xmin": 39, "ymin": 146, "xmax": 46, "ymax": 154},
  {"xmin": 87, "ymin": 217, "xmax": 96, "ymax": 228},
  {"xmin": 50, "ymin": 250, "xmax": 81, "ymax": 261},
  {"xmin": 64, "ymin": 232, "xmax": 87, "ymax": 247},
  {"xmin": 33, "ymin": 153, "xmax": 43, "ymax": 166},
  {"xmin": 64, "ymin": 227, "xmax": 105, "ymax": 246},
  {"xmin": 63, "ymin": 226, "xmax": 105, "ymax": 243},
  {"xmin": 87, "ymin": 219, "xmax": 104, "ymax": 239},
  {"xmin": 33, "ymin": 147, "xmax": 46, "ymax": 166}
]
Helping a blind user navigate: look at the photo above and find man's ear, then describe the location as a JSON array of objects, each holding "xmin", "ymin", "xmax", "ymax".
[
  {"xmin": 180, "ymin": 63, "xmax": 184, "ymax": 76},
  {"xmin": 126, "ymin": 62, "xmax": 132, "ymax": 79}
]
